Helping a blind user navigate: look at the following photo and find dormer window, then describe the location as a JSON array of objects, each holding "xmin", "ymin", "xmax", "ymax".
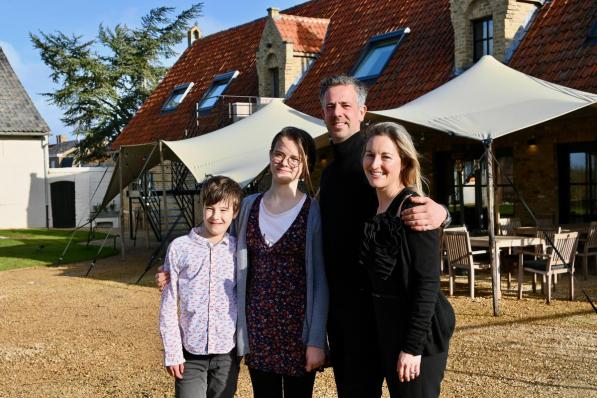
[
  {"xmin": 473, "ymin": 17, "xmax": 494, "ymax": 62},
  {"xmin": 161, "ymin": 83, "xmax": 194, "ymax": 112},
  {"xmin": 352, "ymin": 29, "xmax": 410, "ymax": 81},
  {"xmin": 197, "ymin": 71, "xmax": 239, "ymax": 111}
]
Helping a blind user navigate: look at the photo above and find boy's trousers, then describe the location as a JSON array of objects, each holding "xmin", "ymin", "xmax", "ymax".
[{"xmin": 175, "ymin": 349, "xmax": 240, "ymax": 398}]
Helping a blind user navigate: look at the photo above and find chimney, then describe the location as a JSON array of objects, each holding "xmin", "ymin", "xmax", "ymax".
[
  {"xmin": 267, "ymin": 7, "xmax": 280, "ymax": 19},
  {"xmin": 56, "ymin": 134, "xmax": 68, "ymax": 144},
  {"xmin": 188, "ymin": 25, "xmax": 202, "ymax": 47}
]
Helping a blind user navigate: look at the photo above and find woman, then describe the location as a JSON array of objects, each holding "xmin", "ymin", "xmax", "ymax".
[
  {"xmin": 360, "ymin": 122, "xmax": 455, "ymax": 398},
  {"xmin": 234, "ymin": 126, "xmax": 328, "ymax": 398}
]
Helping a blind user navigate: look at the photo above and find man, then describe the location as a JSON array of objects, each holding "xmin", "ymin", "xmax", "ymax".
[{"xmin": 317, "ymin": 75, "xmax": 449, "ymax": 397}]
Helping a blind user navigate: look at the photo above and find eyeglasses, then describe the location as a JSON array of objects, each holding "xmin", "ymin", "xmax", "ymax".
[{"xmin": 271, "ymin": 151, "xmax": 301, "ymax": 169}]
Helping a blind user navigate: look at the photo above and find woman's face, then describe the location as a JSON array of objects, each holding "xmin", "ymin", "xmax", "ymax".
[
  {"xmin": 270, "ymin": 136, "xmax": 303, "ymax": 185},
  {"xmin": 363, "ymin": 134, "xmax": 403, "ymax": 191}
]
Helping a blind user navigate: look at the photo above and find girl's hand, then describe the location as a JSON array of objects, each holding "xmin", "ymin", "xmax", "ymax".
[
  {"xmin": 397, "ymin": 351, "xmax": 421, "ymax": 382},
  {"xmin": 167, "ymin": 363, "xmax": 185, "ymax": 379},
  {"xmin": 305, "ymin": 346, "xmax": 325, "ymax": 372}
]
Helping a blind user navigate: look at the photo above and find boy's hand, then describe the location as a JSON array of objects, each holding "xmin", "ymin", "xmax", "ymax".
[
  {"xmin": 155, "ymin": 265, "xmax": 171, "ymax": 292},
  {"xmin": 401, "ymin": 196, "xmax": 447, "ymax": 231},
  {"xmin": 167, "ymin": 363, "xmax": 185, "ymax": 379},
  {"xmin": 305, "ymin": 346, "xmax": 325, "ymax": 372}
]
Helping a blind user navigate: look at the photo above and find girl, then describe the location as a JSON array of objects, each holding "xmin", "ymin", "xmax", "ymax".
[
  {"xmin": 234, "ymin": 127, "xmax": 329, "ymax": 398},
  {"xmin": 360, "ymin": 122, "xmax": 455, "ymax": 398}
]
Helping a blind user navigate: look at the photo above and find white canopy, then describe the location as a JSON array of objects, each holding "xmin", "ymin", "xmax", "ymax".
[
  {"xmin": 162, "ymin": 99, "xmax": 325, "ymax": 186},
  {"xmin": 368, "ymin": 56, "xmax": 597, "ymax": 141},
  {"xmin": 101, "ymin": 100, "xmax": 325, "ymax": 208}
]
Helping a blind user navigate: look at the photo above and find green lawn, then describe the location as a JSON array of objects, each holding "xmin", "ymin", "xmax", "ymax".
[{"xmin": 0, "ymin": 229, "xmax": 118, "ymax": 271}]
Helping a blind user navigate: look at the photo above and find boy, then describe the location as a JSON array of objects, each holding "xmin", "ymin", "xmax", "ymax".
[{"xmin": 159, "ymin": 175, "xmax": 243, "ymax": 398}]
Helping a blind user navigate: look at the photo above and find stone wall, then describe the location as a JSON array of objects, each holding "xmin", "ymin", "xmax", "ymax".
[{"xmin": 450, "ymin": 0, "xmax": 537, "ymax": 71}]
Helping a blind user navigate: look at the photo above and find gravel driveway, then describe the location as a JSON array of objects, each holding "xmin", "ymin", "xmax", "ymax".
[{"xmin": 0, "ymin": 248, "xmax": 595, "ymax": 397}]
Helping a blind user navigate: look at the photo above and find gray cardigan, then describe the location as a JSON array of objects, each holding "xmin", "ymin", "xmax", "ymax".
[{"xmin": 233, "ymin": 193, "xmax": 329, "ymax": 356}]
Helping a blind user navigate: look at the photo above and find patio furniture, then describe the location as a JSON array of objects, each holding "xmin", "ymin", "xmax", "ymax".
[
  {"xmin": 498, "ymin": 217, "xmax": 521, "ymax": 236},
  {"xmin": 468, "ymin": 235, "xmax": 545, "ymax": 295},
  {"xmin": 517, "ymin": 232, "xmax": 579, "ymax": 304},
  {"xmin": 578, "ymin": 221, "xmax": 597, "ymax": 280},
  {"xmin": 443, "ymin": 229, "xmax": 490, "ymax": 298}
]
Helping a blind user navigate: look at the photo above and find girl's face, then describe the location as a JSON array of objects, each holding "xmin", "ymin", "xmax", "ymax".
[
  {"xmin": 270, "ymin": 136, "xmax": 304, "ymax": 185},
  {"xmin": 363, "ymin": 134, "xmax": 404, "ymax": 191}
]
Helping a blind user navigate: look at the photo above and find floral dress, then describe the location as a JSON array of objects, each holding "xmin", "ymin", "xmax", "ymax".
[{"xmin": 244, "ymin": 194, "xmax": 310, "ymax": 376}]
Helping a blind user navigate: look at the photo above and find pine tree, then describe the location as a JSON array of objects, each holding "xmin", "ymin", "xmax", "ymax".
[{"xmin": 31, "ymin": 4, "xmax": 202, "ymax": 162}]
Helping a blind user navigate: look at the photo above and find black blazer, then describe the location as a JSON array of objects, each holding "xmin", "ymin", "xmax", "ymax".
[{"xmin": 360, "ymin": 188, "xmax": 456, "ymax": 356}]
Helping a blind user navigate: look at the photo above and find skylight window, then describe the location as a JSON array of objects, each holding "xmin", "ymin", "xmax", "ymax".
[
  {"xmin": 161, "ymin": 83, "xmax": 194, "ymax": 112},
  {"xmin": 197, "ymin": 71, "xmax": 239, "ymax": 111},
  {"xmin": 352, "ymin": 28, "xmax": 410, "ymax": 81}
]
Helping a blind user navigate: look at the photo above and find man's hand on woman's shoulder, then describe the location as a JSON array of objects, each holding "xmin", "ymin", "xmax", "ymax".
[{"xmin": 400, "ymin": 196, "xmax": 448, "ymax": 231}]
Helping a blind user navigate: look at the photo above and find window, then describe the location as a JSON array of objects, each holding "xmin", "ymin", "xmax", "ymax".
[
  {"xmin": 558, "ymin": 143, "xmax": 597, "ymax": 223},
  {"xmin": 496, "ymin": 150, "xmax": 515, "ymax": 217},
  {"xmin": 352, "ymin": 28, "xmax": 410, "ymax": 81},
  {"xmin": 473, "ymin": 17, "xmax": 493, "ymax": 62},
  {"xmin": 269, "ymin": 68, "xmax": 279, "ymax": 97},
  {"xmin": 197, "ymin": 71, "xmax": 239, "ymax": 111},
  {"xmin": 161, "ymin": 82, "xmax": 194, "ymax": 112}
]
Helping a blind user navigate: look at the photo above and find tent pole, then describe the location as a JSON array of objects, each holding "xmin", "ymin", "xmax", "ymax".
[
  {"xmin": 485, "ymin": 139, "xmax": 500, "ymax": 316},
  {"xmin": 159, "ymin": 141, "xmax": 169, "ymax": 242},
  {"xmin": 118, "ymin": 149, "xmax": 126, "ymax": 258}
]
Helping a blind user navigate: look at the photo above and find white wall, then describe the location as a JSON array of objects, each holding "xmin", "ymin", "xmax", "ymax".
[
  {"xmin": 47, "ymin": 166, "xmax": 115, "ymax": 228},
  {"xmin": 0, "ymin": 136, "xmax": 48, "ymax": 229}
]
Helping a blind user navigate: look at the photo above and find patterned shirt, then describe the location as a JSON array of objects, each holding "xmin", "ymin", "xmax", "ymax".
[{"xmin": 159, "ymin": 228, "xmax": 237, "ymax": 366}]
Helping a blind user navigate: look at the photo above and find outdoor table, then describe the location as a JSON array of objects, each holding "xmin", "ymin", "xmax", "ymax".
[{"xmin": 468, "ymin": 235, "xmax": 545, "ymax": 298}]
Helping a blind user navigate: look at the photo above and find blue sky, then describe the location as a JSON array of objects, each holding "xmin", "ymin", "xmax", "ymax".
[{"xmin": 0, "ymin": 0, "xmax": 298, "ymax": 141}]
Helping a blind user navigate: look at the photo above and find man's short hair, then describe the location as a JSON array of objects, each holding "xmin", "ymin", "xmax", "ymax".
[
  {"xmin": 199, "ymin": 175, "xmax": 242, "ymax": 213},
  {"xmin": 319, "ymin": 75, "xmax": 368, "ymax": 107}
]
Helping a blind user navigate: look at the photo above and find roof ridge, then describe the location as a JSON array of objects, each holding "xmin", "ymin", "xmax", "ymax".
[{"xmin": 277, "ymin": 14, "xmax": 330, "ymax": 24}]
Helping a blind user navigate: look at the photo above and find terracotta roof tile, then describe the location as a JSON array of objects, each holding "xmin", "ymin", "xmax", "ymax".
[
  {"xmin": 113, "ymin": 18, "xmax": 266, "ymax": 148},
  {"xmin": 509, "ymin": 0, "xmax": 597, "ymax": 93},
  {"xmin": 114, "ymin": 0, "xmax": 455, "ymax": 147},
  {"xmin": 273, "ymin": 14, "xmax": 330, "ymax": 53},
  {"xmin": 285, "ymin": 0, "xmax": 454, "ymax": 116}
]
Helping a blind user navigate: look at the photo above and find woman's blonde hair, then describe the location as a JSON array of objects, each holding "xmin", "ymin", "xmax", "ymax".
[{"xmin": 364, "ymin": 122, "xmax": 427, "ymax": 196}]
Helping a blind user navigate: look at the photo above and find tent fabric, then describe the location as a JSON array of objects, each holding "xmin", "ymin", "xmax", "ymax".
[
  {"xmin": 101, "ymin": 142, "xmax": 159, "ymax": 209},
  {"xmin": 100, "ymin": 100, "xmax": 325, "ymax": 209},
  {"xmin": 368, "ymin": 56, "xmax": 597, "ymax": 141},
  {"xmin": 161, "ymin": 99, "xmax": 325, "ymax": 186}
]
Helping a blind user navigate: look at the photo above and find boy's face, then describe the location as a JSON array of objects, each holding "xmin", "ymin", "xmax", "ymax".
[{"xmin": 202, "ymin": 199, "xmax": 237, "ymax": 239}]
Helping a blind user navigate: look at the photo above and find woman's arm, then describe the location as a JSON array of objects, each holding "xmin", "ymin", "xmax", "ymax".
[
  {"xmin": 401, "ymin": 227, "xmax": 441, "ymax": 356},
  {"xmin": 307, "ymin": 202, "xmax": 329, "ymax": 350}
]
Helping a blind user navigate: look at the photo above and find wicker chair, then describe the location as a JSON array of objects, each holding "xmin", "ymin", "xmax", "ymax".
[
  {"xmin": 578, "ymin": 222, "xmax": 597, "ymax": 280},
  {"xmin": 497, "ymin": 217, "xmax": 521, "ymax": 236},
  {"xmin": 443, "ymin": 228, "xmax": 490, "ymax": 299},
  {"xmin": 517, "ymin": 232, "xmax": 579, "ymax": 303}
]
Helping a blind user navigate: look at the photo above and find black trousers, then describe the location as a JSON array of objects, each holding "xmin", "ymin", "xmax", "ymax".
[
  {"xmin": 327, "ymin": 293, "xmax": 385, "ymax": 398},
  {"xmin": 384, "ymin": 350, "xmax": 448, "ymax": 398},
  {"xmin": 248, "ymin": 367, "xmax": 316, "ymax": 398}
]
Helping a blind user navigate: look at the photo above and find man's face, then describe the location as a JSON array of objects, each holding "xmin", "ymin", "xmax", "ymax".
[{"xmin": 321, "ymin": 84, "xmax": 367, "ymax": 144}]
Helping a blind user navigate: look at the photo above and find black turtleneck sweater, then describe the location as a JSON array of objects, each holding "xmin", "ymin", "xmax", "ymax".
[{"xmin": 319, "ymin": 131, "xmax": 378, "ymax": 298}]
